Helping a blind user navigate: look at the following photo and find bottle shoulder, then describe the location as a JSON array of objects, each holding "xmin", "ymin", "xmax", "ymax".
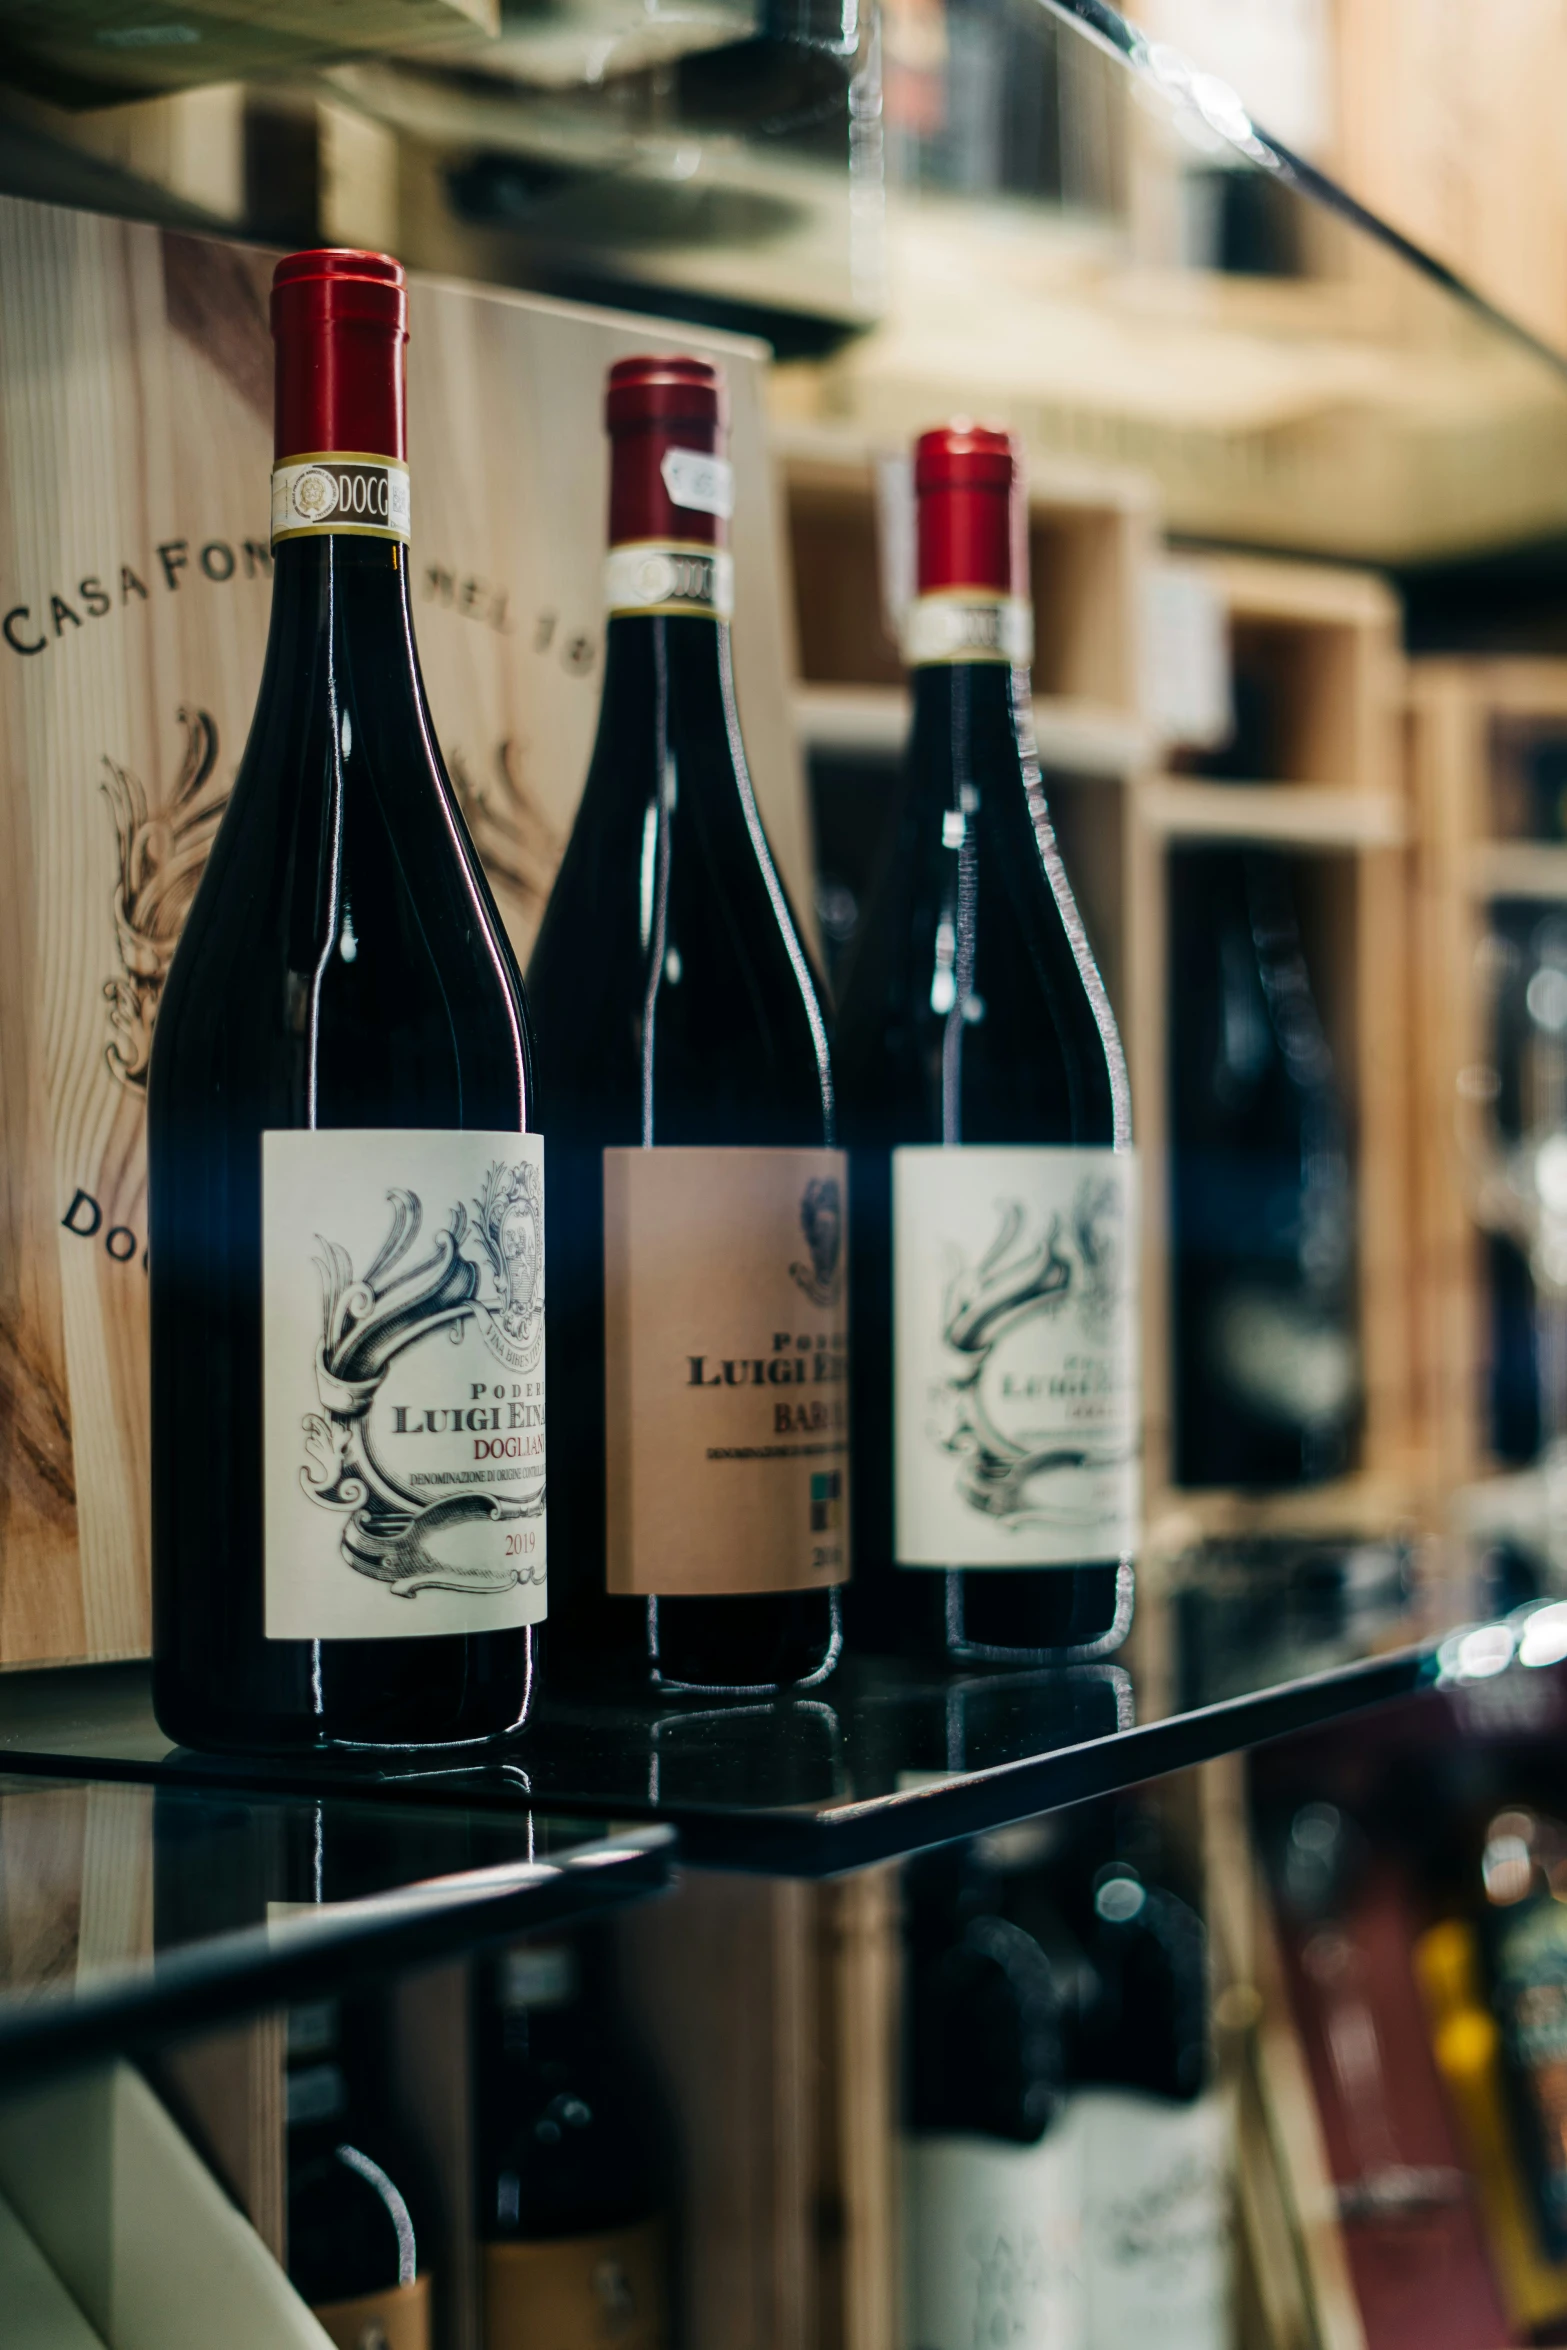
[
  {"xmin": 528, "ymin": 658, "xmax": 831, "ymax": 1142},
  {"xmin": 150, "ymin": 645, "xmax": 534, "ymax": 1131},
  {"xmin": 836, "ymin": 754, "xmax": 1120, "ymax": 1146}
]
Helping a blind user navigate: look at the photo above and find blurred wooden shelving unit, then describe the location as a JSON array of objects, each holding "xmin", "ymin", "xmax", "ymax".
[
  {"xmin": 1134, "ymin": 551, "xmax": 1416, "ymax": 1541},
  {"xmin": 1407, "ymin": 658, "xmax": 1567, "ymax": 1493}
]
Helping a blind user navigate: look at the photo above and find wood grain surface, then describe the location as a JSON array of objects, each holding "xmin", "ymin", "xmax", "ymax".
[{"xmin": 0, "ymin": 191, "xmax": 811, "ymax": 1665}]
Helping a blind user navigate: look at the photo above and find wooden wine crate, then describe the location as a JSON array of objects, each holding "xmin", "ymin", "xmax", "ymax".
[{"xmin": 0, "ymin": 190, "xmax": 813, "ymax": 1668}]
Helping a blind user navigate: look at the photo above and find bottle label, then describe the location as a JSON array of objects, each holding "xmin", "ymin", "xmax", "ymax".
[
  {"xmin": 904, "ymin": 2124, "xmax": 1086, "ymax": 2350},
  {"xmin": 602, "ymin": 1146, "xmax": 850, "ymax": 1596},
  {"xmin": 604, "ymin": 542, "xmax": 735, "ymax": 620},
  {"xmin": 904, "ymin": 591, "xmax": 1032, "ymax": 667},
  {"xmin": 261, "ymin": 1129, "xmax": 547, "ymax": 1639},
  {"xmin": 892, "ymin": 1145, "xmax": 1139, "ymax": 1567},
  {"xmin": 1079, "ymin": 2088, "xmax": 1232, "ymax": 2345},
  {"xmin": 271, "ymin": 453, "xmax": 411, "ymax": 546},
  {"xmin": 484, "ymin": 2220, "xmax": 667, "ymax": 2350},
  {"xmin": 313, "ymin": 2275, "xmax": 432, "ymax": 2350},
  {"xmin": 660, "ymin": 446, "xmax": 733, "ymax": 517}
]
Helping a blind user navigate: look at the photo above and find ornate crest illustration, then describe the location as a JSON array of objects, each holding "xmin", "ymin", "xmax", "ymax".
[
  {"xmin": 301, "ymin": 1176, "xmax": 544, "ymax": 1598},
  {"xmin": 471, "ymin": 1157, "xmax": 545, "ymax": 1372},
  {"xmin": 789, "ymin": 1177, "xmax": 844, "ymax": 1309},
  {"xmin": 448, "ymin": 738, "xmax": 563, "ymax": 920},
  {"xmin": 934, "ymin": 1174, "xmax": 1128, "ymax": 1525},
  {"xmin": 102, "ymin": 707, "xmax": 230, "ymax": 1089}
]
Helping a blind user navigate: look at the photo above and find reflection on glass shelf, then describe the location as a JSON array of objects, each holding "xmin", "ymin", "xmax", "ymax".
[
  {"xmin": 0, "ymin": 1778, "xmax": 672, "ymax": 2086},
  {"xmin": 1174, "ymin": 1536, "xmax": 1417, "ymax": 1711},
  {"xmin": 0, "ymin": 1537, "xmax": 1455, "ymax": 1870}
]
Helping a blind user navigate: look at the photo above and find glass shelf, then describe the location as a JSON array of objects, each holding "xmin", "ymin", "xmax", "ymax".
[
  {"xmin": 0, "ymin": 1540, "xmax": 1467, "ymax": 1872},
  {"xmin": 0, "ymin": 1775, "xmax": 673, "ymax": 2090}
]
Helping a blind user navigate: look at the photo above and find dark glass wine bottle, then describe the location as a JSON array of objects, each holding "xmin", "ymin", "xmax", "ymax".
[
  {"xmin": 835, "ymin": 424, "xmax": 1137, "ymax": 1664},
  {"xmin": 1169, "ymin": 847, "xmax": 1358, "ymax": 1487},
  {"xmin": 527, "ymin": 355, "xmax": 845, "ymax": 1696},
  {"xmin": 147, "ymin": 250, "xmax": 543, "ymax": 1752},
  {"xmin": 287, "ymin": 1994, "xmax": 434, "ymax": 2350},
  {"xmin": 477, "ymin": 1933, "xmax": 671, "ymax": 2350}
]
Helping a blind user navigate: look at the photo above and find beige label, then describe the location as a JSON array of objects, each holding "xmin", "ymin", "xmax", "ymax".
[
  {"xmin": 313, "ymin": 2275, "xmax": 432, "ymax": 2350},
  {"xmin": 603, "ymin": 1147, "xmax": 850, "ymax": 1597},
  {"xmin": 903, "ymin": 590, "xmax": 1032, "ymax": 666},
  {"xmin": 603, "ymin": 542, "xmax": 734, "ymax": 620},
  {"xmin": 484, "ymin": 2220, "xmax": 668, "ymax": 2350}
]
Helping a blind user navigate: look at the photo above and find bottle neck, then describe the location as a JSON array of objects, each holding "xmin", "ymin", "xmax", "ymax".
[
  {"xmin": 258, "ymin": 532, "xmax": 422, "ymax": 715},
  {"xmin": 907, "ymin": 658, "xmax": 1031, "ymax": 799}
]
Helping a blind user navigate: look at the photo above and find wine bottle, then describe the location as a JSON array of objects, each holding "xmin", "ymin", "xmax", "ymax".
[
  {"xmin": 834, "ymin": 424, "xmax": 1137, "ymax": 1663},
  {"xmin": 147, "ymin": 250, "xmax": 544, "ymax": 1752},
  {"xmin": 1479, "ymin": 1807, "xmax": 1567, "ymax": 2260},
  {"xmin": 526, "ymin": 355, "xmax": 846, "ymax": 1695},
  {"xmin": 1072, "ymin": 1820, "xmax": 1230, "ymax": 2350},
  {"xmin": 286, "ymin": 1995, "xmax": 434, "ymax": 2350},
  {"xmin": 1416, "ymin": 1916, "xmax": 1567, "ymax": 2335},
  {"xmin": 1169, "ymin": 847, "xmax": 1358, "ymax": 1487},
  {"xmin": 477, "ymin": 1934, "xmax": 670, "ymax": 2350},
  {"xmin": 903, "ymin": 1828, "xmax": 1086, "ymax": 2350}
]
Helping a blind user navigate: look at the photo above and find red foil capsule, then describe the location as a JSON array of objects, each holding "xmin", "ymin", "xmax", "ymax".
[
  {"xmin": 271, "ymin": 248, "xmax": 408, "ymax": 463},
  {"xmin": 606, "ymin": 355, "xmax": 729, "ymax": 550},
  {"xmin": 914, "ymin": 423, "xmax": 1026, "ymax": 598}
]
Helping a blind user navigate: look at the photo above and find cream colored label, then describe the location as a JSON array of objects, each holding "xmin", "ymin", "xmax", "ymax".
[
  {"xmin": 894, "ymin": 1145, "xmax": 1138, "ymax": 1566},
  {"xmin": 271, "ymin": 454, "xmax": 410, "ymax": 545},
  {"xmin": 1080, "ymin": 2089, "xmax": 1231, "ymax": 2345},
  {"xmin": 484, "ymin": 2221, "xmax": 667, "ymax": 2350},
  {"xmin": 905, "ymin": 2126, "xmax": 1085, "ymax": 2350},
  {"xmin": 904, "ymin": 591, "xmax": 1032, "ymax": 666},
  {"xmin": 262, "ymin": 1129, "xmax": 547, "ymax": 1639},
  {"xmin": 603, "ymin": 542, "xmax": 734, "ymax": 619},
  {"xmin": 313, "ymin": 2275, "xmax": 432, "ymax": 2350},
  {"xmin": 603, "ymin": 1146, "xmax": 849, "ymax": 1597}
]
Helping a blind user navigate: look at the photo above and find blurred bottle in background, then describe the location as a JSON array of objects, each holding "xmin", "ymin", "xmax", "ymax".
[
  {"xmin": 1071, "ymin": 1807, "xmax": 1231, "ymax": 2350},
  {"xmin": 1476, "ymin": 1808, "xmax": 1567, "ymax": 2265},
  {"xmin": 477, "ymin": 1931, "xmax": 672, "ymax": 2350},
  {"xmin": 1417, "ymin": 1905, "xmax": 1567, "ymax": 2338},
  {"xmin": 286, "ymin": 1994, "xmax": 434, "ymax": 2350},
  {"xmin": 903, "ymin": 1824, "xmax": 1086, "ymax": 2350},
  {"xmin": 1170, "ymin": 845, "xmax": 1360, "ymax": 1488},
  {"xmin": 902, "ymin": 1802, "xmax": 1230, "ymax": 2350},
  {"xmin": 1476, "ymin": 909, "xmax": 1567, "ymax": 1472}
]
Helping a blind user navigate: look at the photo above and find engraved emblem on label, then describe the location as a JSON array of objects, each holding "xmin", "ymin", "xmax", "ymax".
[
  {"xmin": 894, "ymin": 1146, "xmax": 1138, "ymax": 1567},
  {"xmin": 789, "ymin": 1176, "xmax": 843, "ymax": 1310},
  {"xmin": 602, "ymin": 1146, "xmax": 850, "ymax": 1597},
  {"xmin": 263, "ymin": 1129, "xmax": 546, "ymax": 1640},
  {"xmin": 293, "ymin": 466, "xmax": 339, "ymax": 521},
  {"xmin": 660, "ymin": 446, "xmax": 734, "ymax": 517},
  {"xmin": 603, "ymin": 543, "xmax": 735, "ymax": 620},
  {"xmin": 472, "ymin": 1158, "xmax": 545, "ymax": 1373},
  {"xmin": 903, "ymin": 592, "xmax": 1033, "ymax": 667}
]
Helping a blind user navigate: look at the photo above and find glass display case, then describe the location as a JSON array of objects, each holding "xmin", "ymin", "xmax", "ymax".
[{"xmin": 4, "ymin": 0, "xmax": 1567, "ymax": 2343}]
